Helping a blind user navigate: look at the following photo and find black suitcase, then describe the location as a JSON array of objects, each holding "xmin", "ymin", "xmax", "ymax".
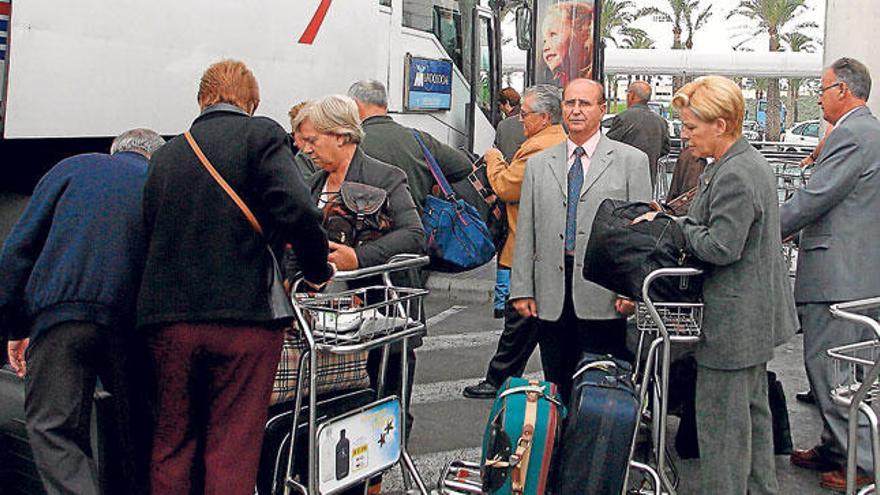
[
  {"xmin": 0, "ymin": 367, "xmax": 129, "ymax": 495},
  {"xmin": 256, "ymin": 388, "xmax": 376, "ymax": 495},
  {"xmin": 555, "ymin": 354, "xmax": 639, "ymax": 495}
]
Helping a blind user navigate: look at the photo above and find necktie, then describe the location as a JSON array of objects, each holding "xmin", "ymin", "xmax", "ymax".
[{"xmin": 565, "ymin": 147, "xmax": 585, "ymax": 253}]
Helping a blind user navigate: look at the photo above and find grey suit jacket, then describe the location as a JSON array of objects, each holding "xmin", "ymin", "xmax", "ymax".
[
  {"xmin": 679, "ymin": 138, "xmax": 797, "ymax": 370},
  {"xmin": 510, "ymin": 135, "xmax": 652, "ymax": 321},
  {"xmin": 781, "ymin": 106, "xmax": 880, "ymax": 303},
  {"xmin": 605, "ymin": 103, "xmax": 670, "ymax": 186},
  {"xmin": 495, "ymin": 115, "xmax": 527, "ymax": 162}
]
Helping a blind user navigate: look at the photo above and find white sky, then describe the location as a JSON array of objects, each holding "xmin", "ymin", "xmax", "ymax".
[{"xmin": 623, "ymin": 0, "xmax": 825, "ymax": 53}]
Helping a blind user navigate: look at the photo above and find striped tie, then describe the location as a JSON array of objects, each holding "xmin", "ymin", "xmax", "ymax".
[{"xmin": 565, "ymin": 147, "xmax": 585, "ymax": 254}]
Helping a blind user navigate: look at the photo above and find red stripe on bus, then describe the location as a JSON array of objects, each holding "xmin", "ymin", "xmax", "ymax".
[
  {"xmin": 0, "ymin": 3, "xmax": 10, "ymax": 15},
  {"xmin": 298, "ymin": 0, "xmax": 332, "ymax": 45}
]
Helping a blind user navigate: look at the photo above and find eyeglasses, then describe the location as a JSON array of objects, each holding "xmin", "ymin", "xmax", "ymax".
[
  {"xmin": 519, "ymin": 109, "xmax": 539, "ymax": 119},
  {"xmin": 820, "ymin": 81, "xmax": 843, "ymax": 94}
]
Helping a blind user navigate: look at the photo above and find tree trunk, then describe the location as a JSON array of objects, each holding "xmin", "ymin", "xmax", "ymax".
[
  {"xmin": 672, "ymin": 25, "xmax": 684, "ymax": 93},
  {"xmin": 766, "ymin": 30, "xmax": 782, "ymax": 141},
  {"xmin": 767, "ymin": 79, "xmax": 782, "ymax": 141},
  {"xmin": 788, "ymin": 78, "xmax": 801, "ymax": 127}
]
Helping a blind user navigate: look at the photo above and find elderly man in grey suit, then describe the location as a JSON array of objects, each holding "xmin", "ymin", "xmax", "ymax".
[
  {"xmin": 510, "ymin": 78, "xmax": 652, "ymax": 399},
  {"xmin": 784, "ymin": 57, "xmax": 880, "ymax": 492},
  {"xmin": 606, "ymin": 81, "xmax": 670, "ymax": 189}
]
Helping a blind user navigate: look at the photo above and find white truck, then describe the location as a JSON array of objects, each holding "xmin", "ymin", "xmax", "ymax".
[{"xmin": 0, "ymin": 0, "xmax": 501, "ymax": 194}]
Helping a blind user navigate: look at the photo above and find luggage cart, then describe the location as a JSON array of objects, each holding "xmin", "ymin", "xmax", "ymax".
[
  {"xmin": 631, "ymin": 267, "xmax": 704, "ymax": 495},
  {"xmin": 827, "ymin": 297, "xmax": 880, "ymax": 495},
  {"xmin": 283, "ymin": 254, "xmax": 430, "ymax": 495},
  {"xmin": 772, "ymin": 159, "xmax": 811, "ymax": 280}
]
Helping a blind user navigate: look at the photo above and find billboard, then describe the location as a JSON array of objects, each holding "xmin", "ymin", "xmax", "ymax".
[{"xmin": 534, "ymin": 0, "xmax": 601, "ymax": 87}]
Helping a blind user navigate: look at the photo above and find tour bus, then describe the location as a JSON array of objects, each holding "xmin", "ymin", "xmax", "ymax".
[{"xmin": 0, "ymin": 0, "xmax": 504, "ymax": 196}]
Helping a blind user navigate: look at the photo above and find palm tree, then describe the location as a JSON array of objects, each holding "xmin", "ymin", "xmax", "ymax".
[
  {"xmin": 638, "ymin": 0, "xmax": 713, "ymax": 91},
  {"xmin": 600, "ymin": 0, "xmax": 641, "ymax": 47},
  {"xmin": 621, "ymin": 28, "xmax": 655, "ymax": 49},
  {"xmin": 781, "ymin": 27, "xmax": 819, "ymax": 127},
  {"xmin": 727, "ymin": 0, "xmax": 811, "ymax": 141},
  {"xmin": 684, "ymin": 4, "xmax": 713, "ymax": 49}
]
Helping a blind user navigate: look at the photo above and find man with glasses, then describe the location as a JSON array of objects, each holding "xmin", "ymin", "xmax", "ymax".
[
  {"xmin": 463, "ymin": 85, "xmax": 567, "ymax": 399},
  {"xmin": 508, "ymin": 79, "xmax": 651, "ymax": 399},
  {"xmin": 783, "ymin": 57, "xmax": 880, "ymax": 492}
]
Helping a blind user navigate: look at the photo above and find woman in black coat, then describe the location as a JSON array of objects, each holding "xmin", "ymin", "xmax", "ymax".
[
  {"xmin": 291, "ymin": 96, "xmax": 424, "ymax": 494},
  {"xmin": 138, "ymin": 60, "xmax": 334, "ymax": 495},
  {"xmin": 292, "ymin": 95, "xmax": 424, "ymax": 271}
]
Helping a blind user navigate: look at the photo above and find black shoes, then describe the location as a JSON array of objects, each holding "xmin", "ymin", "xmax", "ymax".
[
  {"xmin": 463, "ymin": 380, "xmax": 499, "ymax": 399},
  {"xmin": 796, "ymin": 390, "xmax": 816, "ymax": 404}
]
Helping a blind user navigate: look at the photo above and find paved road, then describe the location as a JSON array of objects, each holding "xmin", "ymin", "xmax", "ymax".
[{"xmin": 380, "ymin": 288, "xmax": 836, "ymax": 494}]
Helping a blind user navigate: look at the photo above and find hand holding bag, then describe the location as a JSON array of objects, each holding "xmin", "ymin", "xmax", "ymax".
[
  {"xmin": 184, "ymin": 131, "xmax": 295, "ymax": 319},
  {"xmin": 412, "ymin": 130, "xmax": 496, "ymax": 271}
]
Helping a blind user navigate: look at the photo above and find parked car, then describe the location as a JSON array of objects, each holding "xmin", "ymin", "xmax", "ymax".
[
  {"xmin": 780, "ymin": 120, "xmax": 820, "ymax": 151},
  {"xmin": 742, "ymin": 120, "xmax": 765, "ymax": 142}
]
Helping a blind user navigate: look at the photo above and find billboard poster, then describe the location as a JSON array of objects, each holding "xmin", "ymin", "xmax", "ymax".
[
  {"xmin": 534, "ymin": 0, "xmax": 599, "ymax": 87},
  {"xmin": 405, "ymin": 54, "xmax": 454, "ymax": 111}
]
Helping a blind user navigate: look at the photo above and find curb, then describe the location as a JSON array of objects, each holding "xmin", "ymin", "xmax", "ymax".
[{"xmin": 425, "ymin": 274, "xmax": 496, "ymax": 303}]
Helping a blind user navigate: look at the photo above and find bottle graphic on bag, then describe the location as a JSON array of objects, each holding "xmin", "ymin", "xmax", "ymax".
[
  {"xmin": 320, "ymin": 426, "xmax": 335, "ymax": 483},
  {"xmin": 335, "ymin": 429, "xmax": 350, "ymax": 481}
]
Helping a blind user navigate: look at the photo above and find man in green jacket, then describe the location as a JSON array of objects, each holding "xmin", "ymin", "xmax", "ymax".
[{"xmin": 348, "ymin": 80, "xmax": 473, "ymax": 209}]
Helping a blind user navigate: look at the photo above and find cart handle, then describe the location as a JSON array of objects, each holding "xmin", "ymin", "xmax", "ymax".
[
  {"xmin": 640, "ymin": 267, "xmax": 703, "ymax": 303},
  {"xmin": 830, "ymin": 297, "xmax": 880, "ymax": 340},
  {"xmin": 291, "ymin": 253, "xmax": 429, "ymax": 292}
]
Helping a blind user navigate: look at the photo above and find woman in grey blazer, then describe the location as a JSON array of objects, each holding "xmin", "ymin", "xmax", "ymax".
[{"xmin": 639, "ymin": 76, "xmax": 797, "ymax": 494}]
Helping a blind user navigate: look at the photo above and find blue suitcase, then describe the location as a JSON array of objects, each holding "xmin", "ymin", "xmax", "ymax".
[{"xmin": 555, "ymin": 353, "xmax": 639, "ymax": 495}]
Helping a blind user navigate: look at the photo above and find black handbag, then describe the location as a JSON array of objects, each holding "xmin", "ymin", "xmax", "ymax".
[
  {"xmin": 583, "ymin": 199, "xmax": 704, "ymax": 302},
  {"xmin": 184, "ymin": 131, "xmax": 295, "ymax": 320},
  {"xmin": 321, "ymin": 181, "xmax": 393, "ymax": 247}
]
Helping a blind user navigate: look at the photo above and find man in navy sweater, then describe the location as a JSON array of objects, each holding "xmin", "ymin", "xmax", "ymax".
[{"xmin": 0, "ymin": 129, "xmax": 165, "ymax": 495}]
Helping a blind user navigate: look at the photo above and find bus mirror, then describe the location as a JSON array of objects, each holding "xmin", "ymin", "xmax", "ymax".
[{"xmin": 515, "ymin": 4, "xmax": 531, "ymax": 51}]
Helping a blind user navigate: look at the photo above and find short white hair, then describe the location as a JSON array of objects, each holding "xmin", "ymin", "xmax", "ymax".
[{"xmin": 111, "ymin": 128, "xmax": 165, "ymax": 156}]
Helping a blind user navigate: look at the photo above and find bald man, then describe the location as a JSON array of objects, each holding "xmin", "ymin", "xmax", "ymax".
[
  {"xmin": 509, "ymin": 79, "xmax": 652, "ymax": 398},
  {"xmin": 606, "ymin": 81, "xmax": 670, "ymax": 188}
]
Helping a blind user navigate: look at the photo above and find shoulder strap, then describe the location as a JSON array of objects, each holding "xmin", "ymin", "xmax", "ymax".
[
  {"xmin": 410, "ymin": 129, "xmax": 455, "ymax": 200},
  {"xmin": 184, "ymin": 131, "xmax": 264, "ymax": 236}
]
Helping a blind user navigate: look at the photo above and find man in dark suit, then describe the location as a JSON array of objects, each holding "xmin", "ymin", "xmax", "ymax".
[
  {"xmin": 606, "ymin": 81, "xmax": 670, "ymax": 189},
  {"xmin": 2, "ymin": 129, "xmax": 165, "ymax": 495},
  {"xmin": 347, "ymin": 80, "xmax": 472, "ymax": 210},
  {"xmin": 784, "ymin": 57, "xmax": 880, "ymax": 492}
]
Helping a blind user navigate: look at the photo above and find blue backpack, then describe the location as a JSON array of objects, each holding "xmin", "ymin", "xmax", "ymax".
[{"xmin": 412, "ymin": 131, "xmax": 496, "ymax": 271}]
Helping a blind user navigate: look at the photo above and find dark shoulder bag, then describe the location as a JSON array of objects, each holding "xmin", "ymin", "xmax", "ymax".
[
  {"xmin": 321, "ymin": 181, "xmax": 393, "ymax": 247},
  {"xmin": 184, "ymin": 131, "xmax": 294, "ymax": 319}
]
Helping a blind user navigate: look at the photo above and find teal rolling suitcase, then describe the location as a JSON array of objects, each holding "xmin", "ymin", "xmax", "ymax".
[{"xmin": 481, "ymin": 378, "xmax": 565, "ymax": 494}]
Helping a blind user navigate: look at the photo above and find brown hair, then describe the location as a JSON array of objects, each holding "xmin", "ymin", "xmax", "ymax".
[
  {"xmin": 288, "ymin": 101, "xmax": 309, "ymax": 131},
  {"xmin": 499, "ymin": 87, "xmax": 521, "ymax": 107},
  {"xmin": 197, "ymin": 60, "xmax": 260, "ymax": 114}
]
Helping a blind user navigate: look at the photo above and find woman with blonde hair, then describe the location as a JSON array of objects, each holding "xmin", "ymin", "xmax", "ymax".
[
  {"xmin": 138, "ymin": 60, "xmax": 334, "ymax": 494},
  {"xmin": 636, "ymin": 76, "xmax": 797, "ymax": 494}
]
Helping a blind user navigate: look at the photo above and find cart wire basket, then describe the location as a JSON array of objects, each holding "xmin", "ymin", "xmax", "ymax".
[
  {"xmin": 828, "ymin": 297, "xmax": 880, "ymax": 495},
  {"xmin": 294, "ymin": 284, "xmax": 427, "ymax": 351},
  {"xmin": 636, "ymin": 302, "xmax": 703, "ymax": 337}
]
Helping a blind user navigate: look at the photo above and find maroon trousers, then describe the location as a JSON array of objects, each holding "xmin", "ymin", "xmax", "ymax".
[{"xmin": 147, "ymin": 322, "xmax": 283, "ymax": 495}]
